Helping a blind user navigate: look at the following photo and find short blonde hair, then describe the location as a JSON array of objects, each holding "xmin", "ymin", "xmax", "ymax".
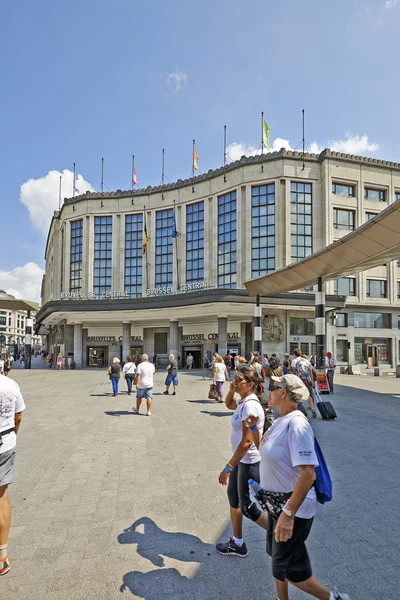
[
  {"xmin": 113, "ymin": 357, "xmax": 120, "ymax": 364},
  {"xmin": 215, "ymin": 354, "xmax": 224, "ymax": 363}
]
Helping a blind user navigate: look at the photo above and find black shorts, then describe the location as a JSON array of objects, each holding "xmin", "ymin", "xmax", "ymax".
[
  {"xmin": 267, "ymin": 513, "xmax": 314, "ymax": 583},
  {"xmin": 227, "ymin": 461, "xmax": 262, "ymax": 522}
]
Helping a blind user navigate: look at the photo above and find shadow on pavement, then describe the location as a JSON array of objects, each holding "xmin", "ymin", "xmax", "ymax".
[
  {"xmin": 118, "ymin": 516, "xmax": 216, "ymax": 598},
  {"xmin": 200, "ymin": 410, "xmax": 233, "ymax": 417},
  {"xmin": 104, "ymin": 410, "xmax": 137, "ymax": 417},
  {"xmin": 187, "ymin": 399, "xmax": 215, "ymax": 404}
]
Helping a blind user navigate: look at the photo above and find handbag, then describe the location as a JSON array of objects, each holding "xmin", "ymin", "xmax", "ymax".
[
  {"xmin": 208, "ymin": 383, "xmax": 219, "ymax": 400},
  {"xmin": 253, "ymin": 488, "xmax": 293, "ymax": 517}
]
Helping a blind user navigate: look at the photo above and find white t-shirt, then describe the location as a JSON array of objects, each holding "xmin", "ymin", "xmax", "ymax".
[
  {"xmin": 230, "ymin": 393, "xmax": 265, "ymax": 465},
  {"xmin": 0, "ymin": 375, "xmax": 26, "ymax": 454},
  {"xmin": 259, "ymin": 411, "xmax": 318, "ymax": 519},
  {"xmin": 326, "ymin": 358, "xmax": 336, "ymax": 371},
  {"xmin": 136, "ymin": 362, "xmax": 155, "ymax": 389},
  {"xmin": 123, "ymin": 362, "xmax": 136, "ymax": 375},
  {"xmin": 214, "ymin": 363, "xmax": 227, "ymax": 382}
]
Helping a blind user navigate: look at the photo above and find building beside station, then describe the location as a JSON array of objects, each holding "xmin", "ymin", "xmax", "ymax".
[
  {"xmin": 35, "ymin": 148, "xmax": 400, "ymax": 368},
  {"xmin": 0, "ymin": 289, "xmax": 42, "ymax": 354}
]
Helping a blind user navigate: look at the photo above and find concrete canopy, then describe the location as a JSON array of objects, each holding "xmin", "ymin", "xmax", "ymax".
[
  {"xmin": 245, "ymin": 197, "xmax": 400, "ymax": 296},
  {"xmin": 0, "ymin": 299, "xmax": 39, "ymax": 311}
]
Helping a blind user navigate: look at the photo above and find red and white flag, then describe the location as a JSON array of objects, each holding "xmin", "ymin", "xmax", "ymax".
[{"xmin": 132, "ymin": 166, "xmax": 138, "ymax": 187}]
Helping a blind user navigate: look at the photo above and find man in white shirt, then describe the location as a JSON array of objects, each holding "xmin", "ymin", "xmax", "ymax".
[
  {"xmin": 325, "ymin": 352, "xmax": 336, "ymax": 394},
  {"xmin": 0, "ymin": 374, "xmax": 26, "ymax": 576},
  {"xmin": 133, "ymin": 354, "xmax": 155, "ymax": 416}
]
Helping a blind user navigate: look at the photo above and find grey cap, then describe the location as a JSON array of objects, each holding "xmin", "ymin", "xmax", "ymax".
[{"xmin": 271, "ymin": 374, "xmax": 310, "ymax": 403}]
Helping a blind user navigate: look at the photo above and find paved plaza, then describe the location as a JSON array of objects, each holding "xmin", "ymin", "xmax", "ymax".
[{"xmin": 1, "ymin": 364, "xmax": 399, "ymax": 599}]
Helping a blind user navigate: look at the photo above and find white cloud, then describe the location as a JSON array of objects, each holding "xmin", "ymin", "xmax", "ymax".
[
  {"xmin": 0, "ymin": 262, "xmax": 44, "ymax": 302},
  {"xmin": 20, "ymin": 169, "xmax": 94, "ymax": 236},
  {"xmin": 329, "ymin": 133, "xmax": 379, "ymax": 154},
  {"xmin": 166, "ymin": 68, "xmax": 188, "ymax": 92},
  {"xmin": 385, "ymin": 0, "xmax": 400, "ymax": 9},
  {"xmin": 309, "ymin": 141, "xmax": 322, "ymax": 154},
  {"xmin": 226, "ymin": 138, "xmax": 293, "ymax": 161}
]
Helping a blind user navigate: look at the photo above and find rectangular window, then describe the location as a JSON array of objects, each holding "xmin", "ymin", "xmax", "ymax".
[
  {"xmin": 333, "ymin": 208, "xmax": 355, "ymax": 230},
  {"xmin": 398, "ymin": 282, "xmax": 400, "ymax": 299},
  {"xmin": 218, "ymin": 191, "xmax": 237, "ymax": 288},
  {"xmin": 366, "ymin": 212, "xmax": 378, "ymax": 222},
  {"xmin": 334, "ymin": 277, "xmax": 356, "ymax": 296},
  {"xmin": 332, "ymin": 183, "xmax": 355, "ymax": 197},
  {"xmin": 290, "ymin": 182, "xmax": 312, "ymax": 263},
  {"xmin": 155, "ymin": 209, "xmax": 173, "ymax": 287},
  {"xmin": 289, "ymin": 317, "xmax": 315, "ymax": 336},
  {"xmin": 366, "ymin": 279, "xmax": 387, "ymax": 298},
  {"xmin": 364, "ymin": 187, "xmax": 385, "ymax": 201},
  {"xmin": 186, "ymin": 201, "xmax": 204, "ymax": 284},
  {"xmin": 335, "ymin": 313, "xmax": 347, "ymax": 327},
  {"xmin": 0, "ymin": 316, "xmax": 6, "ymax": 326},
  {"xmin": 93, "ymin": 216, "xmax": 112, "ymax": 299},
  {"xmin": 60, "ymin": 227, "xmax": 64, "ymax": 293},
  {"xmin": 251, "ymin": 184, "xmax": 275, "ymax": 277},
  {"xmin": 70, "ymin": 219, "xmax": 83, "ymax": 293},
  {"xmin": 124, "ymin": 214, "xmax": 143, "ymax": 298},
  {"xmin": 396, "ymin": 192, "xmax": 400, "ymax": 202},
  {"xmin": 354, "ymin": 312, "xmax": 391, "ymax": 328}
]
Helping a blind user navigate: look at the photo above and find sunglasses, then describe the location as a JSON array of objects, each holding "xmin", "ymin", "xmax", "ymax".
[{"xmin": 269, "ymin": 383, "xmax": 283, "ymax": 392}]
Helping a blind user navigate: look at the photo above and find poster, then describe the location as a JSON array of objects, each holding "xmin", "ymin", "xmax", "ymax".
[{"xmin": 316, "ymin": 369, "xmax": 330, "ymax": 394}]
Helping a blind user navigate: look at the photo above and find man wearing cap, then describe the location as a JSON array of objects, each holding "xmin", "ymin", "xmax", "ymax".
[
  {"xmin": 325, "ymin": 352, "xmax": 336, "ymax": 394},
  {"xmin": 0, "ymin": 374, "xmax": 26, "ymax": 576}
]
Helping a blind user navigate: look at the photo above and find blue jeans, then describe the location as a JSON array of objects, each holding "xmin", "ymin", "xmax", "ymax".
[
  {"xmin": 111, "ymin": 377, "xmax": 119, "ymax": 394},
  {"xmin": 126, "ymin": 374, "xmax": 135, "ymax": 393}
]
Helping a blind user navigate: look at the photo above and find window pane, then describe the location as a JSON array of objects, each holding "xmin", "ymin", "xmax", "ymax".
[{"xmin": 290, "ymin": 182, "xmax": 312, "ymax": 263}]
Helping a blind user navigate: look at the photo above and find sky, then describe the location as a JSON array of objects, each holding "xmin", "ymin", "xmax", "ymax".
[{"xmin": 1, "ymin": 0, "xmax": 400, "ymax": 300}]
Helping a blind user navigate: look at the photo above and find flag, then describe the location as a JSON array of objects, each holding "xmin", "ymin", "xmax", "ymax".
[
  {"xmin": 132, "ymin": 166, "xmax": 138, "ymax": 187},
  {"xmin": 263, "ymin": 120, "xmax": 271, "ymax": 150},
  {"xmin": 193, "ymin": 145, "xmax": 199, "ymax": 171},
  {"xmin": 142, "ymin": 215, "xmax": 148, "ymax": 254},
  {"xmin": 172, "ymin": 207, "xmax": 178, "ymax": 238}
]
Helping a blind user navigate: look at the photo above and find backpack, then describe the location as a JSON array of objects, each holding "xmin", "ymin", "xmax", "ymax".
[
  {"xmin": 296, "ymin": 357, "xmax": 311, "ymax": 379},
  {"xmin": 224, "ymin": 355, "xmax": 231, "ymax": 367}
]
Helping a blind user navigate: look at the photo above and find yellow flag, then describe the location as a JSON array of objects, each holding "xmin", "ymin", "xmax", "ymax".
[{"xmin": 193, "ymin": 145, "xmax": 199, "ymax": 171}]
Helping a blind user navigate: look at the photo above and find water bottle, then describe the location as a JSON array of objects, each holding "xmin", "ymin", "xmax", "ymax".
[{"xmin": 248, "ymin": 478, "xmax": 262, "ymax": 504}]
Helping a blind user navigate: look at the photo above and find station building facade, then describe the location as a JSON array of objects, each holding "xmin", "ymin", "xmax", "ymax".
[
  {"xmin": 0, "ymin": 290, "xmax": 42, "ymax": 353},
  {"xmin": 36, "ymin": 148, "xmax": 400, "ymax": 368}
]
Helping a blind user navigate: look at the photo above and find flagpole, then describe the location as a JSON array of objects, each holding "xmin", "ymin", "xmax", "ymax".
[
  {"xmin": 223, "ymin": 125, "xmax": 227, "ymax": 183},
  {"xmin": 302, "ymin": 109, "xmax": 305, "ymax": 171},
  {"xmin": 131, "ymin": 155, "xmax": 135, "ymax": 205},
  {"xmin": 174, "ymin": 200, "xmax": 180, "ymax": 290},
  {"xmin": 101, "ymin": 157, "xmax": 104, "ymax": 193},
  {"xmin": 261, "ymin": 112, "xmax": 264, "ymax": 173},
  {"xmin": 192, "ymin": 139, "xmax": 195, "ymax": 193},
  {"xmin": 162, "ymin": 149, "xmax": 165, "ymax": 200},
  {"xmin": 59, "ymin": 176, "xmax": 62, "ymax": 211},
  {"xmin": 143, "ymin": 205, "xmax": 149, "ymax": 288},
  {"xmin": 73, "ymin": 162, "xmax": 76, "ymax": 198}
]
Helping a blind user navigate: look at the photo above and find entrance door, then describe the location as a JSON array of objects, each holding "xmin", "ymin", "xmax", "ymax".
[
  {"xmin": 130, "ymin": 347, "xmax": 143, "ymax": 365},
  {"xmin": 367, "ymin": 345, "xmax": 377, "ymax": 367},
  {"xmin": 182, "ymin": 348, "xmax": 202, "ymax": 368},
  {"xmin": 87, "ymin": 346, "xmax": 108, "ymax": 367}
]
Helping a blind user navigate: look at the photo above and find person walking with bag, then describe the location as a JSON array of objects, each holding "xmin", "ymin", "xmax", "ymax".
[
  {"xmin": 245, "ymin": 374, "xmax": 351, "ymax": 600},
  {"xmin": 123, "ymin": 356, "xmax": 136, "ymax": 395},
  {"xmin": 163, "ymin": 354, "xmax": 178, "ymax": 395},
  {"xmin": 215, "ymin": 366, "xmax": 268, "ymax": 557},
  {"xmin": 108, "ymin": 357, "xmax": 121, "ymax": 397},
  {"xmin": 212, "ymin": 355, "xmax": 229, "ymax": 403}
]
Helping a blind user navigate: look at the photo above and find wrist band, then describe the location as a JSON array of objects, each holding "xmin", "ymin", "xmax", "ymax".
[
  {"xmin": 249, "ymin": 424, "xmax": 257, "ymax": 431},
  {"xmin": 227, "ymin": 463, "xmax": 234, "ymax": 470},
  {"xmin": 224, "ymin": 465, "xmax": 233, "ymax": 473}
]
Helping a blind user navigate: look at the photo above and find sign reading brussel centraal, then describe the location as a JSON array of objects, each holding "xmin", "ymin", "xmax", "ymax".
[
  {"xmin": 61, "ymin": 291, "xmax": 129, "ymax": 300},
  {"xmin": 146, "ymin": 280, "xmax": 213, "ymax": 297}
]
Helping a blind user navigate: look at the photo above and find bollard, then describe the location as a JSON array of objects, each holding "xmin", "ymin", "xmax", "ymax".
[
  {"xmin": 374, "ymin": 367, "xmax": 380, "ymax": 377},
  {"xmin": 340, "ymin": 366, "xmax": 346, "ymax": 374},
  {"xmin": 396, "ymin": 365, "xmax": 400, "ymax": 378}
]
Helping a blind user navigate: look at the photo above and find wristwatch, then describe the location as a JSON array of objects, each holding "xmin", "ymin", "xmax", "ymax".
[{"xmin": 282, "ymin": 507, "xmax": 295, "ymax": 518}]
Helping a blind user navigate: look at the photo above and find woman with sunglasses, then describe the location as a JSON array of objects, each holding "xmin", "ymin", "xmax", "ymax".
[
  {"xmin": 245, "ymin": 374, "xmax": 351, "ymax": 600},
  {"xmin": 215, "ymin": 366, "xmax": 268, "ymax": 557}
]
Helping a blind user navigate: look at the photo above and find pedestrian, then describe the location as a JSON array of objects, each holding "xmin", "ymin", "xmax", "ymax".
[
  {"xmin": 0, "ymin": 373, "xmax": 26, "ymax": 576},
  {"xmin": 56, "ymin": 353, "xmax": 63, "ymax": 370},
  {"xmin": 133, "ymin": 354, "xmax": 155, "ymax": 416},
  {"xmin": 186, "ymin": 353, "xmax": 194, "ymax": 369},
  {"xmin": 251, "ymin": 356, "xmax": 263, "ymax": 379},
  {"xmin": 215, "ymin": 366, "xmax": 268, "ymax": 557},
  {"xmin": 291, "ymin": 349, "xmax": 317, "ymax": 418},
  {"xmin": 282, "ymin": 360, "xmax": 290, "ymax": 375},
  {"xmin": 263, "ymin": 357, "xmax": 284, "ymax": 406},
  {"xmin": 122, "ymin": 356, "xmax": 136, "ymax": 395},
  {"xmin": 108, "ymin": 357, "xmax": 121, "ymax": 396},
  {"xmin": 325, "ymin": 352, "xmax": 336, "ymax": 393},
  {"xmin": 245, "ymin": 374, "xmax": 351, "ymax": 600},
  {"xmin": 223, "ymin": 351, "xmax": 232, "ymax": 378},
  {"xmin": 67, "ymin": 356, "xmax": 73, "ymax": 369},
  {"xmin": 0, "ymin": 357, "xmax": 4, "ymax": 376},
  {"xmin": 212, "ymin": 355, "xmax": 229, "ymax": 403},
  {"xmin": 234, "ymin": 354, "xmax": 240, "ymax": 371},
  {"xmin": 163, "ymin": 354, "xmax": 178, "ymax": 395}
]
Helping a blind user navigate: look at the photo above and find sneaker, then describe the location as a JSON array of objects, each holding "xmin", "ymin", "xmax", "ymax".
[
  {"xmin": 215, "ymin": 538, "xmax": 248, "ymax": 557},
  {"xmin": 132, "ymin": 407, "xmax": 139, "ymax": 414},
  {"xmin": 172, "ymin": 392, "xmax": 176, "ymax": 395},
  {"xmin": 146, "ymin": 411, "xmax": 151, "ymax": 416},
  {"xmin": 163, "ymin": 391, "xmax": 169, "ymax": 395},
  {"xmin": 333, "ymin": 589, "xmax": 351, "ymax": 600},
  {"xmin": 312, "ymin": 409, "xmax": 317, "ymax": 418},
  {"xmin": 0, "ymin": 557, "xmax": 10, "ymax": 576}
]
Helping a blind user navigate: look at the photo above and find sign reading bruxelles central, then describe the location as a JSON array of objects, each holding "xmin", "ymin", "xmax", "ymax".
[{"xmin": 61, "ymin": 291, "xmax": 129, "ymax": 300}]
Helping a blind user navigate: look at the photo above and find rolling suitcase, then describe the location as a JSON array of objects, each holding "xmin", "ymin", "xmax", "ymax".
[{"xmin": 317, "ymin": 401, "xmax": 337, "ymax": 420}]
